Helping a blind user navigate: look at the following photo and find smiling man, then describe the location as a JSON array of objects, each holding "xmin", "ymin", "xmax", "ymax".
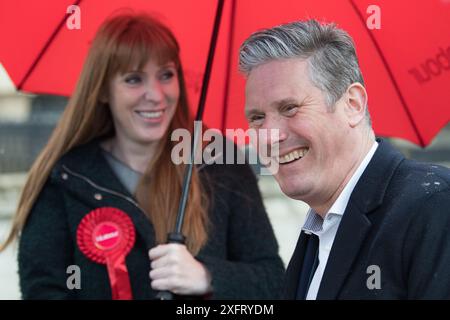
[{"xmin": 239, "ymin": 20, "xmax": 450, "ymax": 299}]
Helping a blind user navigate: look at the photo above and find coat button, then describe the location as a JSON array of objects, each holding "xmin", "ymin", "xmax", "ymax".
[
  {"xmin": 61, "ymin": 173, "xmax": 68, "ymax": 180},
  {"xmin": 94, "ymin": 193, "xmax": 103, "ymax": 200}
]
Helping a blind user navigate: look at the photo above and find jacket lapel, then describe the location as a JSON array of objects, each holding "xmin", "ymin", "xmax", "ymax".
[
  {"xmin": 316, "ymin": 201, "xmax": 371, "ymax": 299},
  {"xmin": 283, "ymin": 231, "xmax": 309, "ymax": 299},
  {"xmin": 316, "ymin": 139, "xmax": 404, "ymax": 299}
]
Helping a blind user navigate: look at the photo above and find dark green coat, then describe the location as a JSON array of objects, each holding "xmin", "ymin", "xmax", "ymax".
[{"xmin": 19, "ymin": 139, "xmax": 285, "ymax": 299}]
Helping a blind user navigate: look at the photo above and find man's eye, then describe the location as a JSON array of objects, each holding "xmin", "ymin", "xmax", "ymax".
[
  {"xmin": 283, "ymin": 104, "xmax": 298, "ymax": 116},
  {"xmin": 125, "ymin": 75, "xmax": 142, "ymax": 84},
  {"xmin": 249, "ymin": 115, "xmax": 265, "ymax": 125}
]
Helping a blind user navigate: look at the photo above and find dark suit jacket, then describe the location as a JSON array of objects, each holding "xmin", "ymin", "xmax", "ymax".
[{"xmin": 284, "ymin": 139, "xmax": 450, "ymax": 299}]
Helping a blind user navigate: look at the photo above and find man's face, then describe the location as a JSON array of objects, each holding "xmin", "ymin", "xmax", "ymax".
[{"xmin": 245, "ymin": 58, "xmax": 354, "ymax": 206}]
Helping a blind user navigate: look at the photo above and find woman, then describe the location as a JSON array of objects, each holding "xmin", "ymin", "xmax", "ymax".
[{"xmin": 0, "ymin": 13, "xmax": 284, "ymax": 299}]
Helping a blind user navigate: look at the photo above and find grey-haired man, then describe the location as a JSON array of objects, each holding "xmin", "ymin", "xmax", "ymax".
[{"xmin": 240, "ymin": 20, "xmax": 450, "ymax": 299}]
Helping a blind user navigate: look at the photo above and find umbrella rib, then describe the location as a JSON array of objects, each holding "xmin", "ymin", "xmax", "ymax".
[
  {"xmin": 175, "ymin": 0, "xmax": 226, "ymax": 234},
  {"xmin": 18, "ymin": 0, "xmax": 83, "ymax": 91},
  {"xmin": 348, "ymin": 0, "xmax": 425, "ymax": 147},
  {"xmin": 220, "ymin": 0, "xmax": 237, "ymax": 133}
]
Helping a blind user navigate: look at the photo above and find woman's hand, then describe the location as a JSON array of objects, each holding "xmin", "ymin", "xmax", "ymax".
[{"xmin": 149, "ymin": 243, "xmax": 212, "ymax": 296}]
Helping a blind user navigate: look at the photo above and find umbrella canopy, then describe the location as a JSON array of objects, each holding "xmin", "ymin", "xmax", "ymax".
[{"xmin": 1, "ymin": 0, "xmax": 449, "ymax": 146}]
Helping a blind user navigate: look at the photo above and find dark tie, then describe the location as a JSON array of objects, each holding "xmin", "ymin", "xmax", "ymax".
[{"xmin": 296, "ymin": 233, "xmax": 319, "ymax": 300}]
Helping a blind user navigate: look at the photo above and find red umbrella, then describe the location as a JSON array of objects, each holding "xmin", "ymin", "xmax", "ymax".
[
  {"xmin": 220, "ymin": 0, "xmax": 450, "ymax": 147},
  {"xmin": 1, "ymin": 0, "xmax": 449, "ymax": 146}
]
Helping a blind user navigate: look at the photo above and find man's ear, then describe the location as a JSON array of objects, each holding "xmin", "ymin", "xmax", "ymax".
[{"xmin": 344, "ymin": 83, "xmax": 368, "ymax": 127}]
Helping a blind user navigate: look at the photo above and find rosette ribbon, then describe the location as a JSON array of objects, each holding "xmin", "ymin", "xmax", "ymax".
[{"xmin": 77, "ymin": 207, "xmax": 136, "ymax": 300}]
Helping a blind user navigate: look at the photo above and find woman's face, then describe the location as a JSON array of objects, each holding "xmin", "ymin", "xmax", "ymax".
[{"xmin": 107, "ymin": 59, "xmax": 180, "ymax": 147}]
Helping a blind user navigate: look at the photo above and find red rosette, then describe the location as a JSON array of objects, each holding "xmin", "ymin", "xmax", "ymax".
[{"xmin": 76, "ymin": 207, "xmax": 136, "ymax": 300}]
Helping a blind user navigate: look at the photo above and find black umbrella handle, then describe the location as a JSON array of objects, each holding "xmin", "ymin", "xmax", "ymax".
[
  {"xmin": 155, "ymin": 232, "xmax": 186, "ymax": 300},
  {"xmin": 156, "ymin": 0, "xmax": 225, "ymax": 301}
]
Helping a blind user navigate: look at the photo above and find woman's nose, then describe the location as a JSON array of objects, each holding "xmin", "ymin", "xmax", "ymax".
[{"xmin": 143, "ymin": 79, "xmax": 163, "ymax": 104}]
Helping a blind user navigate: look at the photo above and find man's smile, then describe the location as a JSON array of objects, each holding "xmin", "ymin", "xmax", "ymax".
[{"xmin": 278, "ymin": 147, "xmax": 309, "ymax": 165}]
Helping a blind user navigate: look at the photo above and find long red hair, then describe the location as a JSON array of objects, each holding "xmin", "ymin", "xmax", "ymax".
[{"xmin": 1, "ymin": 13, "xmax": 209, "ymax": 254}]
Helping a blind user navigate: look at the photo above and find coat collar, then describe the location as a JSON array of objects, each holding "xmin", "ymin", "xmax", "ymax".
[
  {"xmin": 51, "ymin": 138, "xmax": 156, "ymax": 249},
  {"xmin": 54, "ymin": 138, "xmax": 132, "ymax": 197},
  {"xmin": 316, "ymin": 138, "xmax": 405, "ymax": 299}
]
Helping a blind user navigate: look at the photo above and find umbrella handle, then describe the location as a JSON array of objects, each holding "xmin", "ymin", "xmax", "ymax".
[
  {"xmin": 157, "ymin": 0, "xmax": 225, "ymax": 301},
  {"xmin": 155, "ymin": 232, "xmax": 186, "ymax": 300}
]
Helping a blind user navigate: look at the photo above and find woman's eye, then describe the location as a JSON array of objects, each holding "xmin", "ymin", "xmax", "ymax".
[
  {"xmin": 124, "ymin": 75, "xmax": 142, "ymax": 85},
  {"xmin": 160, "ymin": 70, "xmax": 175, "ymax": 81}
]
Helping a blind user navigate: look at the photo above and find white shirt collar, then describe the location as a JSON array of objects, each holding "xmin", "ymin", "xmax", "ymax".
[
  {"xmin": 302, "ymin": 141, "xmax": 378, "ymax": 233},
  {"xmin": 327, "ymin": 141, "xmax": 379, "ymax": 216}
]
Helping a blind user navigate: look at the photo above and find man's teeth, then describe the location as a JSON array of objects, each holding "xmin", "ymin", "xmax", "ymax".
[
  {"xmin": 136, "ymin": 111, "xmax": 163, "ymax": 119},
  {"xmin": 278, "ymin": 148, "xmax": 309, "ymax": 164}
]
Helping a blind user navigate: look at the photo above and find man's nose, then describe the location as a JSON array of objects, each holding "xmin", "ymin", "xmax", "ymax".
[{"xmin": 260, "ymin": 116, "xmax": 288, "ymax": 146}]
